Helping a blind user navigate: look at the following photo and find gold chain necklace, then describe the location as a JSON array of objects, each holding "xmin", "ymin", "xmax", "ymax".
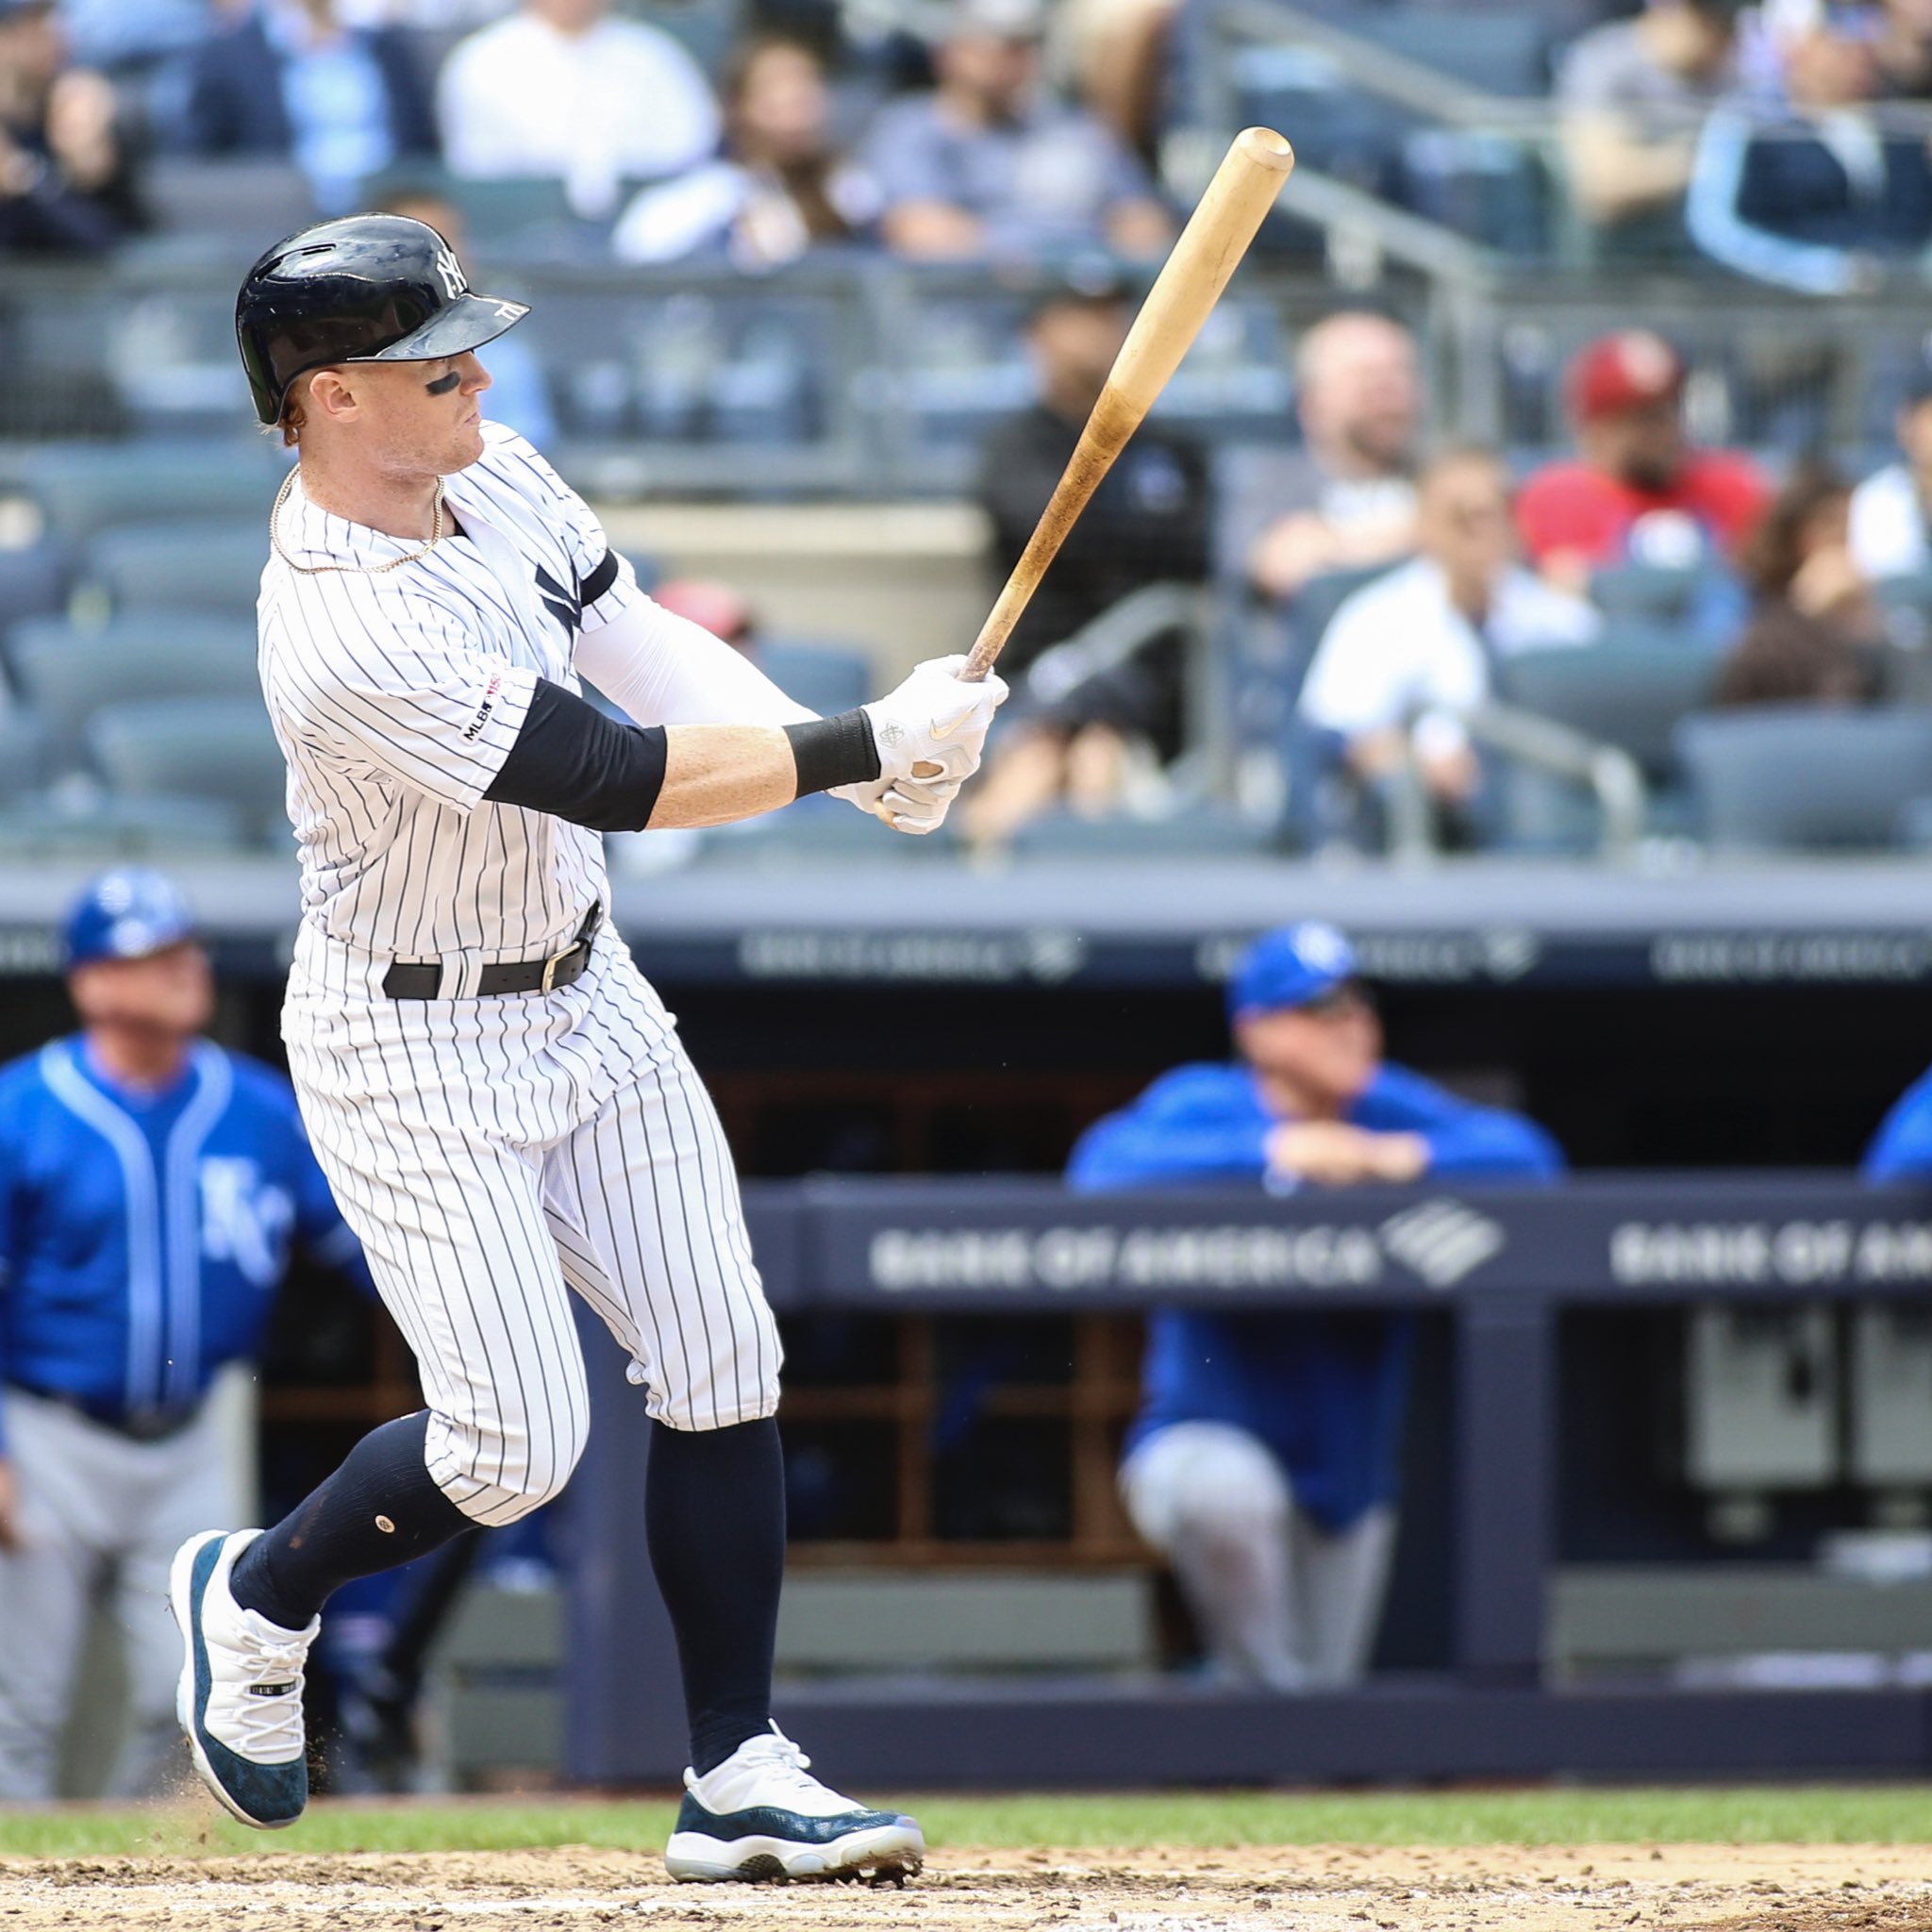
[{"xmin": 270, "ymin": 467, "xmax": 446, "ymax": 576}]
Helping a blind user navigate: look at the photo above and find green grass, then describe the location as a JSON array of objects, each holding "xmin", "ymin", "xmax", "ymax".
[{"xmin": 0, "ymin": 1787, "xmax": 1928, "ymax": 1861}]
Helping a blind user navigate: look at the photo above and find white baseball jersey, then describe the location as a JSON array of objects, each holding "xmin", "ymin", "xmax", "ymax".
[
  {"xmin": 261, "ymin": 423, "xmax": 791, "ymax": 1512},
  {"xmin": 261, "ymin": 423, "xmax": 630, "ymax": 962}
]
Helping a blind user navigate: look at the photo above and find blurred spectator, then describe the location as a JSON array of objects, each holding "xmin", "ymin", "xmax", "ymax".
[
  {"xmin": 960, "ymin": 274, "xmax": 1209, "ymax": 846},
  {"xmin": 1299, "ymin": 446, "xmax": 1599, "ymax": 829},
  {"xmin": 438, "ymin": 0, "xmax": 720, "ymax": 220},
  {"xmin": 0, "ymin": 0, "xmax": 139, "ymax": 254},
  {"xmin": 336, "ymin": 0, "xmax": 512, "ymax": 25},
  {"xmin": 181, "ymin": 1, "xmax": 438, "ymax": 214},
  {"xmin": 1875, "ymin": 0, "xmax": 1932, "ymax": 94},
  {"xmin": 1235, "ymin": 310, "xmax": 1422, "ymax": 606},
  {"xmin": 1557, "ymin": 0, "xmax": 1743, "ymax": 236},
  {"xmin": 1052, "ymin": 0, "xmax": 1174, "ymax": 155},
  {"xmin": 653, "ymin": 577, "xmax": 757, "ymax": 651},
  {"xmin": 1517, "ymin": 330, "xmax": 1769, "ymax": 594},
  {"xmin": 0, "ymin": 871, "xmax": 369, "ymax": 1801},
  {"xmin": 58, "ymin": 0, "xmax": 210, "ymax": 74},
  {"xmin": 1715, "ymin": 458, "xmax": 1887, "ymax": 706},
  {"xmin": 864, "ymin": 0, "xmax": 1172, "ymax": 259},
  {"xmin": 375, "ymin": 184, "xmax": 558, "ymax": 442},
  {"xmin": 1686, "ymin": 9, "xmax": 1932, "ymax": 292},
  {"xmin": 1071, "ymin": 921, "xmax": 1563, "ymax": 1690},
  {"xmin": 613, "ymin": 37, "xmax": 880, "ymax": 267},
  {"xmin": 1849, "ymin": 378, "xmax": 1932, "ymax": 577}
]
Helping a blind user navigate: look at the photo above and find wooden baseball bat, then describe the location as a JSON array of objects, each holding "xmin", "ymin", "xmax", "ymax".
[{"xmin": 960, "ymin": 126, "xmax": 1295, "ymax": 684}]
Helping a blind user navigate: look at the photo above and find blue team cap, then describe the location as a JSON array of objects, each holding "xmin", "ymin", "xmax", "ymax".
[
  {"xmin": 62, "ymin": 868, "xmax": 197, "ymax": 970},
  {"xmin": 1227, "ymin": 920, "xmax": 1358, "ymax": 1022}
]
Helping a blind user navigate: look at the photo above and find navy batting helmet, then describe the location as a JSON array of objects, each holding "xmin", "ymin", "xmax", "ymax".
[
  {"xmin": 62, "ymin": 869, "xmax": 198, "ymax": 970},
  {"xmin": 235, "ymin": 213, "xmax": 530, "ymax": 426}
]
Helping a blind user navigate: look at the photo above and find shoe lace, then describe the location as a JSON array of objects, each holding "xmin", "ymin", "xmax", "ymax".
[
  {"xmin": 233, "ymin": 1625, "xmax": 309, "ymax": 1758},
  {"xmin": 754, "ymin": 1734, "xmax": 822, "ymax": 1797}
]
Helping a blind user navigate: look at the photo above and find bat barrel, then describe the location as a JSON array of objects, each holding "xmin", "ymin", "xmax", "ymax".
[{"xmin": 960, "ymin": 126, "xmax": 1295, "ymax": 683}]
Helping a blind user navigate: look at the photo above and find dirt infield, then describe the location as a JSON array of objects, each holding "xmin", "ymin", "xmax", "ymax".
[{"xmin": 1, "ymin": 1842, "xmax": 1928, "ymax": 1932}]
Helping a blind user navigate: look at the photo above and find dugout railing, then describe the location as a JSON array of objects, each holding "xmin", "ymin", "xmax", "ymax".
[{"xmin": 567, "ymin": 1175, "xmax": 1932, "ymax": 1789}]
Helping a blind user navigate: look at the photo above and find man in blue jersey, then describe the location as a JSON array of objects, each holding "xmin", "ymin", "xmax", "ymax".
[
  {"xmin": 1068, "ymin": 921, "xmax": 1562, "ymax": 1689},
  {"xmin": 0, "ymin": 869, "xmax": 368, "ymax": 1800},
  {"xmin": 1863, "ymin": 1065, "xmax": 1932, "ymax": 1183}
]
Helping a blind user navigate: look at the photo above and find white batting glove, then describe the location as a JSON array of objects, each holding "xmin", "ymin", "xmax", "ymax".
[
  {"xmin": 861, "ymin": 655, "xmax": 1008, "ymax": 789},
  {"xmin": 832, "ymin": 770, "xmax": 962, "ymax": 835}
]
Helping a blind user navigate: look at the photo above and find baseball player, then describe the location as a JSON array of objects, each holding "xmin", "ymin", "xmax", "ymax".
[
  {"xmin": 0, "ymin": 868, "xmax": 368, "ymax": 1800},
  {"xmin": 168, "ymin": 214, "xmax": 1005, "ymax": 1880},
  {"xmin": 1068, "ymin": 922, "xmax": 1561, "ymax": 1688}
]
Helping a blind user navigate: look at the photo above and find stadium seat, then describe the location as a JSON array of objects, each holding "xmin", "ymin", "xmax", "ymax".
[
  {"xmin": 441, "ymin": 177, "xmax": 576, "ymax": 250},
  {"xmin": 758, "ymin": 641, "xmax": 872, "ymax": 718},
  {"xmin": 1677, "ymin": 708, "xmax": 1932, "ymax": 852},
  {"xmin": 1495, "ymin": 631, "xmax": 1722, "ymax": 779},
  {"xmin": 0, "ymin": 712, "xmax": 47, "ymax": 802},
  {"xmin": 1351, "ymin": 7, "xmax": 1551, "ymax": 95},
  {"xmin": 18, "ymin": 445, "xmax": 284, "ymax": 541},
  {"xmin": 1009, "ymin": 808, "xmax": 1276, "ymax": 858},
  {"xmin": 8, "ymin": 615, "xmax": 259, "ymax": 772},
  {"xmin": 1590, "ymin": 563, "xmax": 1708, "ymax": 626},
  {"xmin": 86, "ymin": 696, "xmax": 288, "ymax": 847},
  {"xmin": 0, "ymin": 538, "xmax": 75, "ymax": 630},
  {"xmin": 84, "ymin": 520, "xmax": 269, "ymax": 616},
  {"xmin": 142, "ymin": 160, "xmax": 317, "ymax": 247},
  {"xmin": 0, "ymin": 791, "xmax": 246, "ymax": 858}
]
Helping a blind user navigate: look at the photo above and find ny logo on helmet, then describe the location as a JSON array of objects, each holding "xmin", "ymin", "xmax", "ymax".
[{"xmin": 434, "ymin": 246, "xmax": 466, "ymax": 302}]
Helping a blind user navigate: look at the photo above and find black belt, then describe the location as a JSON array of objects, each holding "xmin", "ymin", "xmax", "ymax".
[
  {"xmin": 8, "ymin": 1381, "xmax": 200, "ymax": 1443},
  {"xmin": 383, "ymin": 904, "xmax": 602, "ymax": 1001}
]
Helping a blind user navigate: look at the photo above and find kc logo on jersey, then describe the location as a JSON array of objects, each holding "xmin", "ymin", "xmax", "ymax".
[{"xmin": 200, "ymin": 1158, "xmax": 296, "ymax": 1289}]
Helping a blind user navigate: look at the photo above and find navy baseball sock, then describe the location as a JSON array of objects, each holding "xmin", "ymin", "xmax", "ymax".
[
  {"xmin": 231, "ymin": 1410, "xmax": 475, "ymax": 1630},
  {"xmin": 646, "ymin": 1416, "xmax": 784, "ymax": 1777}
]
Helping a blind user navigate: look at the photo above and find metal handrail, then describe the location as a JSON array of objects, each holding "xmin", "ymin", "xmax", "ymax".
[
  {"xmin": 1215, "ymin": 0, "xmax": 1552, "ymax": 130},
  {"xmin": 1465, "ymin": 701, "xmax": 1649, "ymax": 864},
  {"xmin": 1384, "ymin": 701, "xmax": 1648, "ymax": 866},
  {"xmin": 1206, "ymin": 0, "xmax": 1932, "ymax": 139}
]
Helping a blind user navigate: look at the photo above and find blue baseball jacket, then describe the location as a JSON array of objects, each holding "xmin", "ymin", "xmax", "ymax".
[
  {"xmin": 1068, "ymin": 1060, "xmax": 1563, "ymax": 1530},
  {"xmin": 1864, "ymin": 1065, "xmax": 1932, "ymax": 1183},
  {"xmin": 0, "ymin": 1036, "xmax": 369, "ymax": 1445}
]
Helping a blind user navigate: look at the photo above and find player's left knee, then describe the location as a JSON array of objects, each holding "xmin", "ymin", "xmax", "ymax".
[{"xmin": 440, "ymin": 1406, "xmax": 590, "ymax": 1524}]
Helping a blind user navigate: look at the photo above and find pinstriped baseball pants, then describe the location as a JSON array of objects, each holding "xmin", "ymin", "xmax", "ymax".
[{"xmin": 283, "ymin": 921, "xmax": 781, "ymax": 1526}]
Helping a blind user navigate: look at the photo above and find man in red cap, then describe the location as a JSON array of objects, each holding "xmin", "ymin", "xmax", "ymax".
[{"xmin": 1515, "ymin": 329, "xmax": 1768, "ymax": 597}]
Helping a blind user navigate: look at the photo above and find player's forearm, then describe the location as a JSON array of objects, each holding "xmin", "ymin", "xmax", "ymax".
[
  {"xmin": 648, "ymin": 724, "xmax": 801, "ymax": 827},
  {"xmin": 482, "ymin": 678, "xmax": 881, "ymax": 832}
]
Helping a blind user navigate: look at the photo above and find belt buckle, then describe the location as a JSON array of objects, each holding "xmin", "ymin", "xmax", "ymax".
[{"xmin": 541, "ymin": 942, "xmax": 573, "ymax": 994}]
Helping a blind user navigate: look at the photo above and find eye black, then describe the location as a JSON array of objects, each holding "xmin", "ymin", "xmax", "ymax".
[{"xmin": 425, "ymin": 371, "xmax": 460, "ymax": 396}]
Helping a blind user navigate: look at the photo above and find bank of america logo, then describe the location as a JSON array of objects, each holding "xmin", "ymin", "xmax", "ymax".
[{"xmin": 1378, "ymin": 1199, "xmax": 1507, "ymax": 1288}]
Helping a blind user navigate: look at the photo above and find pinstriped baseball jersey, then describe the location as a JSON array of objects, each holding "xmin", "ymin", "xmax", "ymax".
[
  {"xmin": 260, "ymin": 419, "xmax": 780, "ymax": 1499},
  {"xmin": 259, "ymin": 422, "xmax": 637, "ymax": 960}
]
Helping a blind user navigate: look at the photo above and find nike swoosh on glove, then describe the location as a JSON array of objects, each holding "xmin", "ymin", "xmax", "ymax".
[{"xmin": 862, "ymin": 655, "xmax": 1008, "ymax": 789}]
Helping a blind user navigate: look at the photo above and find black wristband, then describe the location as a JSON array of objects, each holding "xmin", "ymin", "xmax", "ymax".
[{"xmin": 785, "ymin": 708, "xmax": 881, "ymax": 798}]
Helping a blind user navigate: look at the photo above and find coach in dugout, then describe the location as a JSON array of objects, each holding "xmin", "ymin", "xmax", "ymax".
[
  {"xmin": 0, "ymin": 869, "xmax": 368, "ymax": 1800},
  {"xmin": 1068, "ymin": 921, "xmax": 1562, "ymax": 1690}
]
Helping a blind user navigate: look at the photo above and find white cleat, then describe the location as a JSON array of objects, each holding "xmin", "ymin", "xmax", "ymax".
[
  {"xmin": 663, "ymin": 1724, "xmax": 924, "ymax": 1884},
  {"xmin": 168, "ymin": 1528, "xmax": 319, "ymax": 1829}
]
